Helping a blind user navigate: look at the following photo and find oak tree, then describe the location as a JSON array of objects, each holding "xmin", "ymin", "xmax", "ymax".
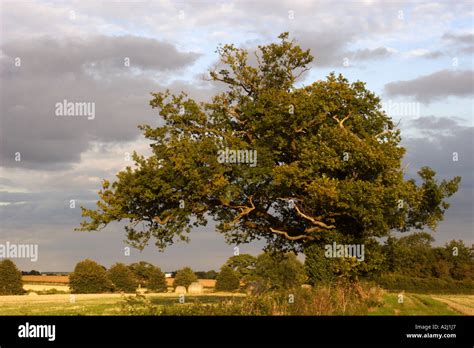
[{"xmin": 78, "ymin": 33, "xmax": 460, "ymax": 260}]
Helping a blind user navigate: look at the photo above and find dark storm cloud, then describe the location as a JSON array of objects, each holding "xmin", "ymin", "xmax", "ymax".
[
  {"xmin": 0, "ymin": 35, "xmax": 200, "ymax": 75},
  {"xmin": 401, "ymin": 116, "xmax": 473, "ymax": 243},
  {"xmin": 384, "ymin": 69, "xmax": 474, "ymax": 103},
  {"xmin": 0, "ymin": 36, "xmax": 206, "ymax": 170}
]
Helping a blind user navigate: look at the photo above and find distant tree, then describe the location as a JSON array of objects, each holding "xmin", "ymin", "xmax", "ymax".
[
  {"xmin": 382, "ymin": 232, "xmax": 435, "ymax": 278},
  {"xmin": 194, "ymin": 271, "xmax": 207, "ymax": 278},
  {"xmin": 128, "ymin": 261, "xmax": 156, "ymax": 287},
  {"xmin": 107, "ymin": 263, "xmax": 138, "ymax": 293},
  {"xmin": 443, "ymin": 240, "xmax": 473, "ymax": 280},
  {"xmin": 254, "ymin": 253, "xmax": 306, "ymax": 290},
  {"xmin": 173, "ymin": 267, "xmax": 198, "ymax": 289},
  {"xmin": 0, "ymin": 259, "xmax": 24, "ymax": 295},
  {"xmin": 215, "ymin": 266, "xmax": 240, "ymax": 291},
  {"xmin": 225, "ymin": 254, "xmax": 257, "ymax": 280},
  {"xmin": 147, "ymin": 266, "xmax": 167, "ymax": 292},
  {"xmin": 69, "ymin": 259, "xmax": 113, "ymax": 294},
  {"xmin": 204, "ymin": 270, "xmax": 218, "ymax": 279},
  {"xmin": 28, "ymin": 270, "xmax": 41, "ymax": 275}
]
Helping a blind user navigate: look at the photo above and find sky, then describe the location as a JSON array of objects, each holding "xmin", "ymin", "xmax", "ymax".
[{"xmin": 0, "ymin": 0, "xmax": 473, "ymax": 272}]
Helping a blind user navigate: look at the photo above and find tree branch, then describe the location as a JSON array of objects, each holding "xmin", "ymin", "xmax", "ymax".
[
  {"xmin": 269, "ymin": 228, "xmax": 314, "ymax": 241},
  {"xmin": 226, "ymin": 196, "xmax": 255, "ymax": 225},
  {"xmin": 332, "ymin": 113, "xmax": 351, "ymax": 129},
  {"xmin": 294, "ymin": 204, "xmax": 336, "ymax": 229},
  {"xmin": 153, "ymin": 214, "xmax": 171, "ymax": 225}
]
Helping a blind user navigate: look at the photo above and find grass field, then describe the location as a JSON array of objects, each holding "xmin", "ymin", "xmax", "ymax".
[
  {"xmin": 21, "ymin": 276, "xmax": 216, "ymax": 289},
  {"xmin": 0, "ymin": 293, "xmax": 244, "ymax": 315},
  {"xmin": 369, "ymin": 293, "xmax": 474, "ymax": 316},
  {"xmin": 0, "ymin": 291, "xmax": 472, "ymax": 316}
]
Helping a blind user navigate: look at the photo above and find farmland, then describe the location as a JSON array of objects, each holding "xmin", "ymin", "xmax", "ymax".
[{"xmin": 0, "ymin": 292, "xmax": 472, "ymax": 316}]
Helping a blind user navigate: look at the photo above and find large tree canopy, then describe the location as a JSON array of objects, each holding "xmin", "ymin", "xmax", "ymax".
[{"xmin": 78, "ymin": 33, "xmax": 460, "ymax": 254}]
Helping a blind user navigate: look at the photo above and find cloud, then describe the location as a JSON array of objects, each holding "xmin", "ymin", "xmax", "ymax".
[
  {"xmin": 351, "ymin": 47, "xmax": 395, "ymax": 60},
  {"xmin": 0, "ymin": 35, "xmax": 209, "ymax": 170},
  {"xmin": 1, "ymin": 35, "xmax": 200, "ymax": 75},
  {"xmin": 402, "ymin": 49, "xmax": 443, "ymax": 59},
  {"xmin": 442, "ymin": 31, "xmax": 474, "ymax": 54},
  {"xmin": 401, "ymin": 116, "xmax": 473, "ymax": 243},
  {"xmin": 384, "ymin": 70, "xmax": 474, "ymax": 103}
]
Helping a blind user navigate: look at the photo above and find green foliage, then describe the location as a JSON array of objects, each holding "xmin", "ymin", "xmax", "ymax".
[
  {"xmin": 128, "ymin": 261, "xmax": 166, "ymax": 291},
  {"xmin": 253, "ymin": 252, "xmax": 306, "ymax": 290},
  {"xmin": 377, "ymin": 274, "xmax": 474, "ymax": 294},
  {"xmin": 224, "ymin": 254, "xmax": 257, "ymax": 280},
  {"xmin": 120, "ymin": 281, "xmax": 383, "ymax": 316},
  {"xmin": 147, "ymin": 267, "xmax": 167, "ymax": 292},
  {"xmin": 0, "ymin": 259, "xmax": 24, "ymax": 295},
  {"xmin": 382, "ymin": 235, "xmax": 473, "ymax": 281},
  {"xmin": 195, "ymin": 270, "xmax": 218, "ymax": 279},
  {"xmin": 26, "ymin": 270, "xmax": 41, "ymax": 275},
  {"xmin": 173, "ymin": 267, "xmax": 197, "ymax": 289},
  {"xmin": 120, "ymin": 293, "xmax": 159, "ymax": 315},
  {"xmin": 69, "ymin": 259, "xmax": 114, "ymax": 294},
  {"xmin": 107, "ymin": 263, "xmax": 138, "ymax": 293},
  {"xmin": 305, "ymin": 234, "xmax": 386, "ymax": 284},
  {"xmin": 78, "ymin": 33, "xmax": 460, "ymax": 259},
  {"xmin": 215, "ymin": 266, "xmax": 240, "ymax": 291},
  {"xmin": 442, "ymin": 240, "xmax": 473, "ymax": 280}
]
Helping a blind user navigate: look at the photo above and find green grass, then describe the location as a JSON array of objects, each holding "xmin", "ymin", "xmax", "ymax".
[
  {"xmin": 0, "ymin": 292, "xmax": 467, "ymax": 316},
  {"xmin": 369, "ymin": 293, "xmax": 460, "ymax": 316}
]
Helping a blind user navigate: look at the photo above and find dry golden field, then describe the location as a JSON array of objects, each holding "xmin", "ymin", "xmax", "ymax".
[
  {"xmin": 22, "ymin": 275, "xmax": 69, "ymax": 283},
  {"xmin": 23, "ymin": 275, "xmax": 216, "ymax": 288}
]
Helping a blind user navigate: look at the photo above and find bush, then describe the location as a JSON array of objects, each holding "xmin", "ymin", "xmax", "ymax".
[
  {"xmin": 119, "ymin": 281, "xmax": 384, "ymax": 316},
  {"xmin": 0, "ymin": 259, "xmax": 24, "ymax": 295},
  {"xmin": 107, "ymin": 263, "xmax": 138, "ymax": 293},
  {"xmin": 147, "ymin": 267, "xmax": 167, "ymax": 292},
  {"xmin": 69, "ymin": 259, "xmax": 114, "ymax": 294},
  {"xmin": 173, "ymin": 267, "xmax": 198, "ymax": 289},
  {"xmin": 215, "ymin": 266, "xmax": 240, "ymax": 291},
  {"xmin": 376, "ymin": 273, "xmax": 474, "ymax": 294}
]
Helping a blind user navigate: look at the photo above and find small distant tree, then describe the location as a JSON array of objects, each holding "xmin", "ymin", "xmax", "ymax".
[
  {"xmin": 254, "ymin": 253, "xmax": 306, "ymax": 290},
  {"xmin": 128, "ymin": 261, "xmax": 155, "ymax": 287},
  {"xmin": 173, "ymin": 267, "xmax": 197, "ymax": 289},
  {"xmin": 147, "ymin": 266, "xmax": 167, "ymax": 292},
  {"xmin": 204, "ymin": 270, "xmax": 218, "ymax": 279},
  {"xmin": 69, "ymin": 259, "xmax": 113, "ymax": 294},
  {"xmin": 215, "ymin": 266, "xmax": 240, "ymax": 291},
  {"xmin": 443, "ymin": 240, "xmax": 474, "ymax": 280},
  {"xmin": 225, "ymin": 254, "xmax": 257, "ymax": 280},
  {"xmin": 107, "ymin": 263, "xmax": 138, "ymax": 293},
  {"xmin": 0, "ymin": 259, "xmax": 24, "ymax": 295}
]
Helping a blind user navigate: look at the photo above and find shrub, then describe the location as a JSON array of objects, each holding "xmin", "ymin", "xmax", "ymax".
[
  {"xmin": 173, "ymin": 267, "xmax": 198, "ymax": 289},
  {"xmin": 120, "ymin": 281, "xmax": 384, "ymax": 316},
  {"xmin": 120, "ymin": 293, "xmax": 159, "ymax": 315},
  {"xmin": 69, "ymin": 259, "xmax": 114, "ymax": 294},
  {"xmin": 215, "ymin": 266, "xmax": 240, "ymax": 291},
  {"xmin": 147, "ymin": 267, "xmax": 167, "ymax": 292},
  {"xmin": 107, "ymin": 263, "xmax": 138, "ymax": 293},
  {"xmin": 376, "ymin": 273, "xmax": 474, "ymax": 294},
  {"xmin": 0, "ymin": 259, "xmax": 24, "ymax": 295}
]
